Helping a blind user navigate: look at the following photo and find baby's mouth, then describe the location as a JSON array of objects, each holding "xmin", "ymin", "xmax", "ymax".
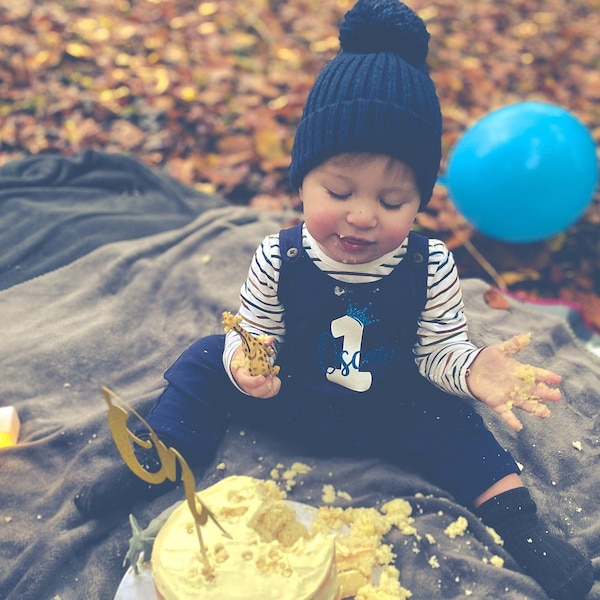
[{"xmin": 338, "ymin": 234, "xmax": 372, "ymax": 249}]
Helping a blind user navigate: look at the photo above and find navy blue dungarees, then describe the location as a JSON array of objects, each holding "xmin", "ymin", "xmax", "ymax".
[{"xmin": 143, "ymin": 224, "xmax": 519, "ymax": 506}]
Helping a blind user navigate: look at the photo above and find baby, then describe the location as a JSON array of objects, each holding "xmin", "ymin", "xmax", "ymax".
[{"xmin": 76, "ymin": 1, "xmax": 593, "ymax": 598}]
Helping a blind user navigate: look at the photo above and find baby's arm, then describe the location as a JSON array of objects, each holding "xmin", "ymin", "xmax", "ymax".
[
  {"xmin": 413, "ymin": 241, "xmax": 561, "ymax": 431},
  {"xmin": 223, "ymin": 233, "xmax": 285, "ymax": 398},
  {"xmin": 413, "ymin": 240, "xmax": 481, "ymax": 396}
]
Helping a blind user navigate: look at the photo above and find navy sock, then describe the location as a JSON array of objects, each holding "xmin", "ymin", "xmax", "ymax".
[
  {"xmin": 476, "ymin": 487, "xmax": 593, "ymax": 600},
  {"xmin": 74, "ymin": 449, "xmax": 177, "ymax": 519}
]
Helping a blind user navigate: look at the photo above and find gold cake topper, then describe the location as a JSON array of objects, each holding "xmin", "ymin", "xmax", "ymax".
[{"xmin": 103, "ymin": 386, "xmax": 230, "ymax": 567}]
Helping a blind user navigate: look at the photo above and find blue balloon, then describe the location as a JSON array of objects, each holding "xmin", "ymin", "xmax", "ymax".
[{"xmin": 446, "ymin": 102, "xmax": 598, "ymax": 242}]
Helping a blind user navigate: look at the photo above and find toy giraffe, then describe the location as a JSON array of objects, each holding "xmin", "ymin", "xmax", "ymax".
[{"xmin": 221, "ymin": 311, "xmax": 280, "ymax": 377}]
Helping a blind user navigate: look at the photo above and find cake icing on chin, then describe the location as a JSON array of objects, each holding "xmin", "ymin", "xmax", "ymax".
[{"xmin": 151, "ymin": 475, "xmax": 340, "ymax": 600}]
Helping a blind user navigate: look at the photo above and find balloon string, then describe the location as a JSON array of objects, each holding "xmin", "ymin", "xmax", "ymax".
[
  {"xmin": 434, "ymin": 178, "xmax": 507, "ymax": 291},
  {"xmin": 459, "ymin": 231, "xmax": 508, "ymax": 291}
]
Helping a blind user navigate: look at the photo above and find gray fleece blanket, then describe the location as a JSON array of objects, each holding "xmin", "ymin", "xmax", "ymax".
[{"xmin": 1, "ymin": 151, "xmax": 599, "ymax": 600}]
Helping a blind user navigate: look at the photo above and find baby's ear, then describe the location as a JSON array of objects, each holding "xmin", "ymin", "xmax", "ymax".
[{"xmin": 297, "ymin": 185, "xmax": 304, "ymax": 203}]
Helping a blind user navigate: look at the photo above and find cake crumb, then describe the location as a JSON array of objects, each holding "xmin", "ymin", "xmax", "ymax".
[
  {"xmin": 485, "ymin": 525, "xmax": 504, "ymax": 546},
  {"xmin": 4, "ymin": 516, "xmax": 12, "ymax": 523},
  {"xmin": 381, "ymin": 498, "xmax": 416, "ymax": 536},
  {"xmin": 572, "ymin": 441, "xmax": 583, "ymax": 451},
  {"xmin": 282, "ymin": 462, "xmax": 312, "ymax": 491},
  {"xmin": 444, "ymin": 516, "xmax": 468, "ymax": 539},
  {"xmin": 270, "ymin": 462, "xmax": 289, "ymax": 482},
  {"xmin": 322, "ymin": 484, "xmax": 336, "ymax": 504},
  {"xmin": 355, "ymin": 565, "xmax": 412, "ymax": 599},
  {"xmin": 318, "ymin": 484, "xmax": 353, "ymax": 504},
  {"xmin": 216, "ymin": 462, "xmax": 226, "ymax": 470},
  {"xmin": 311, "ymin": 501, "xmax": 415, "ymax": 598},
  {"xmin": 249, "ymin": 499, "xmax": 309, "ymax": 548},
  {"xmin": 428, "ymin": 555, "xmax": 440, "ymax": 569},
  {"xmin": 489, "ymin": 555, "xmax": 505, "ymax": 568},
  {"xmin": 337, "ymin": 489, "xmax": 352, "ymax": 502},
  {"xmin": 290, "ymin": 461, "xmax": 311, "ymax": 475}
]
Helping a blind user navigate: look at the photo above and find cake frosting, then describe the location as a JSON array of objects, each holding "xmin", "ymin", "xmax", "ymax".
[{"xmin": 151, "ymin": 475, "xmax": 340, "ymax": 600}]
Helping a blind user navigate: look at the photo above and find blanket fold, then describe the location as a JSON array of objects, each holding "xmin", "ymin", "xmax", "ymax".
[
  {"xmin": 0, "ymin": 150, "xmax": 226, "ymax": 290},
  {"xmin": 1, "ymin": 153, "xmax": 598, "ymax": 600}
]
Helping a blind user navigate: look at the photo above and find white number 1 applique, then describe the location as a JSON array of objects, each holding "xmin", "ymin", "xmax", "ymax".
[{"xmin": 326, "ymin": 314, "xmax": 372, "ymax": 392}]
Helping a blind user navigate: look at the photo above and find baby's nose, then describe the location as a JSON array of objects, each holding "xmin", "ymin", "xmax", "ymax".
[{"xmin": 347, "ymin": 206, "xmax": 377, "ymax": 228}]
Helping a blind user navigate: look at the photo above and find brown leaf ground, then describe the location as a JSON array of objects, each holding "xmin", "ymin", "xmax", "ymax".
[{"xmin": 1, "ymin": 0, "xmax": 599, "ymax": 327}]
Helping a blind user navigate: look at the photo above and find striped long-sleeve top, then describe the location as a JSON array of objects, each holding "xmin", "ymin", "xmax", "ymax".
[{"xmin": 224, "ymin": 223, "xmax": 482, "ymax": 399}]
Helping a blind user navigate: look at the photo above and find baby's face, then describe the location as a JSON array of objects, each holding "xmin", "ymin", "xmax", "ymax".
[{"xmin": 300, "ymin": 153, "xmax": 421, "ymax": 264}]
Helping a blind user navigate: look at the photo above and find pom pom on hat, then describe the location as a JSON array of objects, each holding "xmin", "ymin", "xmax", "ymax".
[
  {"xmin": 339, "ymin": 0, "xmax": 429, "ymax": 67},
  {"xmin": 289, "ymin": 0, "xmax": 442, "ymax": 208}
]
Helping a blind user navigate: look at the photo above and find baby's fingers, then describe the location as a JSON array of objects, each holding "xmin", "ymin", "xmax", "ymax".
[
  {"xmin": 497, "ymin": 396, "xmax": 550, "ymax": 432},
  {"xmin": 530, "ymin": 380, "xmax": 562, "ymax": 402},
  {"xmin": 263, "ymin": 335, "xmax": 276, "ymax": 348},
  {"xmin": 497, "ymin": 333, "xmax": 531, "ymax": 357},
  {"xmin": 507, "ymin": 382, "xmax": 557, "ymax": 422},
  {"xmin": 247, "ymin": 375, "xmax": 281, "ymax": 398},
  {"xmin": 532, "ymin": 367, "xmax": 562, "ymax": 387},
  {"xmin": 495, "ymin": 404, "xmax": 524, "ymax": 432},
  {"xmin": 514, "ymin": 397, "xmax": 552, "ymax": 419},
  {"xmin": 514, "ymin": 364, "xmax": 562, "ymax": 397}
]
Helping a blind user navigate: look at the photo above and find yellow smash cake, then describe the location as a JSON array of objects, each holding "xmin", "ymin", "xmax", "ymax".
[{"xmin": 151, "ymin": 475, "xmax": 341, "ymax": 600}]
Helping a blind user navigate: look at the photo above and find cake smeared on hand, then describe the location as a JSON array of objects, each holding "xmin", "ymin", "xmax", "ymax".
[{"xmin": 222, "ymin": 311, "xmax": 280, "ymax": 376}]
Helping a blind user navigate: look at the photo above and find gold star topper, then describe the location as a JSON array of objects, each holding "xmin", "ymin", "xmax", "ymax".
[{"xmin": 103, "ymin": 386, "xmax": 230, "ymax": 568}]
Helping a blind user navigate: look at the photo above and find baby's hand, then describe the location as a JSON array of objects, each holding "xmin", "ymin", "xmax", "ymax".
[
  {"xmin": 467, "ymin": 333, "xmax": 562, "ymax": 432},
  {"xmin": 230, "ymin": 341, "xmax": 281, "ymax": 399}
]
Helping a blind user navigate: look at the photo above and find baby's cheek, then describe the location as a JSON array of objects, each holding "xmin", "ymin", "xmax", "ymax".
[
  {"xmin": 381, "ymin": 222, "xmax": 413, "ymax": 250},
  {"xmin": 304, "ymin": 209, "xmax": 339, "ymax": 242}
]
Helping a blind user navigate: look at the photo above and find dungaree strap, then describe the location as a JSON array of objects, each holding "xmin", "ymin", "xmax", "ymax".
[
  {"xmin": 405, "ymin": 230, "xmax": 429, "ymax": 324},
  {"xmin": 278, "ymin": 223, "xmax": 429, "ymax": 319},
  {"xmin": 278, "ymin": 223, "xmax": 303, "ymax": 263}
]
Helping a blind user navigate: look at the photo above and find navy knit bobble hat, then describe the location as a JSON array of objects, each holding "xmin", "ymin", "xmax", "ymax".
[{"xmin": 289, "ymin": 0, "xmax": 442, "ymax": 208}]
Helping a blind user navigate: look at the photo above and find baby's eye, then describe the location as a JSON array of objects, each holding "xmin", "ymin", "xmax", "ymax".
[
  {"xmin": 380, "ymin": 199, "xmax": 403, "ymax": 210},
  {"xmin": 326, "ymin": 188, "xmax": 351, "ymax": 200}
]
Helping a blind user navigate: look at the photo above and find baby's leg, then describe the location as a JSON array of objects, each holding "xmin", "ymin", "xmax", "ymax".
[
  {"xmin": 376, "ymin": 388, "xmax": 593, "ymax": 600},
  {"xmin": 475, "ymin": 481, "xmax": 593, "ymax": 600},
  {"xmin": 142, "ymin": 334, "xmax": 233, "ymax": 463},
  {"xmin": 74, "ymin": 334, "xmax": 232, "ymax": 519}
]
